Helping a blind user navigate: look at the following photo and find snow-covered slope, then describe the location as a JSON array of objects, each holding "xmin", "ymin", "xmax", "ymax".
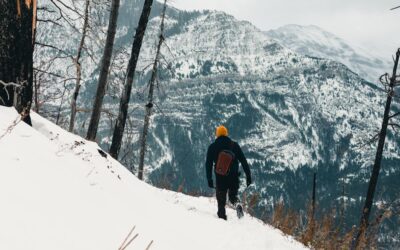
[
  {"xmin": 265, "ymin": 24, "xmax": 392, "ymax": 84},
  {"xmin": 0, "ymin": 106, "xmax": 306, "ymax": 250},
  {"xmin": 33, "ymin": 1, "xmax": 400, "ymax": 247}
]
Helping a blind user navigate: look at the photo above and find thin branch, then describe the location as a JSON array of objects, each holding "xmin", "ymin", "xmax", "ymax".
[
  {"xmin": 118, "ymin": 225, "xmax": 136, "ymax": 250},
  {"xmin": 37, "ymin": 6, "xmax": 57, "ymax": 13},
  {"xmin": 47, "ymin": 0, "xmax": 80, "ymax": 31},
  {"xmin": 158, "ymin": 52, "xmax": 169, "ymax": 66},
  {"xmin": 140, "ymin": 63, "xmax": 155, "ymax": 73},
  {"xmin": 379, "ymin": 73, "xmax": 390, "ymax": 92},
  {"xmin": 153, "ymin": 102, "xmax": 168, "ymax": 118},
  {"xmin": 162, "ymin": 41, "xmax": 175, "ymax": 59},
  {"xmin": 35, "ymin": 42, "xmax": 69, "ymax": 55},
  {"xmin": 36, "ymin": 18, "xmax": 62, "ymax": 27},
  {"xmin": 355, "ymin": 132, "xmax": 380, "ymax": 150},
  {"xmin": 76, "ymin": 108, "xmax": 116, "ymax": 117},
  {"xmin": 145, "ymin": 240, "xmax": 154, "ymax": 250},
  {"xmin": 50, "ymin": 0, "xmax": 82, "ymax": 17},
  {"xmin": 0, "ymin": 80, "xmax": 25, "ymax": 101},
  {"xmin": 120, "ymin": 234, "xmax": 139, "ymax": 250},
  {"xmin": 389, "ymin": 112, "xmax": 400, "ymax": 119},
  {"xmin": 33, "ymin": 68, "xmax": 64, "ymax": 78},
  {"xmin": 388, "ymin": 123, "xmax": 400, "ymax": 129},
  {"xmin": 391, "ymin": 6, "xmax": 400, "ymax": 10}
]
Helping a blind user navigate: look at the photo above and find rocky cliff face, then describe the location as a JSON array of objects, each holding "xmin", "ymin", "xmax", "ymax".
[
  {"xmin": 35, "ymin": 1, "xmax": 400, "ymax": 246},
  {"xmin": 264, "ymin": 24, "xmax": 392, "ymax": 84}
]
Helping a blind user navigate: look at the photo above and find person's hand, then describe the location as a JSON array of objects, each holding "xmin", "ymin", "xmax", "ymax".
[
  {"xmin": 246, "ymin": 176, "xmax": 252, "ymax": 187},
  {"xmin": 208, "ymin": 179, "xmax": 214, "ymax": 188}
]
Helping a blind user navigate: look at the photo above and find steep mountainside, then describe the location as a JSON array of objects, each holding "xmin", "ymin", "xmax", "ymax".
[
  {"xmin": 265, "ymin": 24, "xmax": 392, "ymax": 84},
  {"xmin": 34, "ymin": 1, "xmax": 400, "ymax": 247}
]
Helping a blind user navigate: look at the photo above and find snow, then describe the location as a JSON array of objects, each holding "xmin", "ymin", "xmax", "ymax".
[
  {"xmin": 265, "ymin": 24, "xmax": 392, "ymax": 84},
  {"xmin": 0, "ymin": 106, "xmax": 307, "ymax": 250}
]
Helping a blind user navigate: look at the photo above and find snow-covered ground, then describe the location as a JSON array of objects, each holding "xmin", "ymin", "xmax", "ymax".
[{"xmin": 0, "ymin": 106, "xmax": 306, "ymax": 250}]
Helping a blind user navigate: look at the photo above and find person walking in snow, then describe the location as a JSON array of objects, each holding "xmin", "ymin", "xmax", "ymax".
[{"xmin": 205, "ymin": 125, "xmax": 252, "ymax": 220}]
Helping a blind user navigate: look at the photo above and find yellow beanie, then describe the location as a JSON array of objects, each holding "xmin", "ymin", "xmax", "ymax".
[{"xmin": 215, "ymin": 125, "xmax": 228, "ymax": 138}]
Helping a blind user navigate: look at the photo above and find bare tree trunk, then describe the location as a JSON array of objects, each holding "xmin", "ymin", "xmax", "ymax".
[
  {"xmin": 302, "ymin": 172, "xmax": 317, "ymax": 243},
  {"xmin": 32, "ymin": 0, "xmax": 40, "ymax": 113},
  {"xmin": 339, "ymin": 178, "xmax": 346, "ymax": 228},
  {"xmin": 69, "ymin": 0, "xmax": 90, "ymax": 132},
  {"xmin": 311, "ymin": 172, "xmax": 316, "ymax": 220},
  {"xmin": 109, "ymin": 0, "xmax": 154, "ymax": 159},
  {"xmin": 33, "ymin": 71, "xmax": 39, "ymax": 112},
  {"xmin": 353, "ymin": 48, "xmax": 400, "ymax": 249},
  {"xmin": 138, "ymin": 0, "xmax": 167, "ymax": 180},
  {"xmin": 310, "ymin": 172, "xmax": 316, "ymax": 239},
  {"xmin": 86, "ymin": 0, "xmax": 120, "ymax": 140},
  {"xmin": 56, "ymin": 80, "xmax": 68, "ymax": 125},
  {"xmin": 0, "ymin": 0, "xmax": 36, "ymax": 125}
]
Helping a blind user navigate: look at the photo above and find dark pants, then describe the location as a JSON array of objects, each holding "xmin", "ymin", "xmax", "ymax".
[{"xmin": 216, "ymin": 174, "xmax": 239, "ymax": 219}]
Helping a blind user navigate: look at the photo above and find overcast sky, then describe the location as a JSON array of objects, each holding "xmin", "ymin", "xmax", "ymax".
[{"xmin": 171, "ymin": 0, "xmax": 400, "ymax": 59}]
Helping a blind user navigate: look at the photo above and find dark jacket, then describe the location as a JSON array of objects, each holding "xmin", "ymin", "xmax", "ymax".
[{"xmin": 205, "ymin": 136, "xmax": 251, "ymax": 181}]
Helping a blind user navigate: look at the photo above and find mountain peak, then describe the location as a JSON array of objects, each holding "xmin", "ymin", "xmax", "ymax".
[{"xmin": 265, "ymin": 24, "xmax": 391, "ymax": 83}]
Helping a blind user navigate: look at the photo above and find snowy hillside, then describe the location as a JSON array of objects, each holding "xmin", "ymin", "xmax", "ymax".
[
  {"xmin": 265, "ymin": 24, "xmax": 392, "ymax": 84},
  {"xmin": 33, "ymin": 1, "xmax": 400, "ymax": 247},
  {"xmin": 0, "ymin": 106, "xmax": 306, "ymax": 250}
]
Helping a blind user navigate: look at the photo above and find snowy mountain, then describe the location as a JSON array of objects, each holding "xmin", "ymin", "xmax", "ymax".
[
  {"xmin": 264, "ymin": 24, "xmax": 392, "ymax": 84},
  {"xmin": 0, "ymin": 106, "xmax": 307, "ymax": 250},
  {"xmin": 33, "ymin": 1, "xmax": 400, "ymax": 247}
]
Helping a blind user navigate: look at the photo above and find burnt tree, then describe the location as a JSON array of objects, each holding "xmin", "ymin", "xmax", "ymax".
[
  {"xmin": 86, "ymin": 0, "xmax": 121, "ymax": 140},
  {"xmin": 69, "ymin": 0, "xmax": 91, "ymax": 133},
  {"xmin": 0, "ymin": 0, "xmax": 37, "ymax": 125},
  {"xmin": 353, "ymin": 48, "xmax": 400, "ymax": 249},
  {"xmin": 138, "ymin": 0, "xmax": 167, "ymax": 180},
  {"xmin": 109, "ymin": 0, "xmax": 154, "ymax": 159}
]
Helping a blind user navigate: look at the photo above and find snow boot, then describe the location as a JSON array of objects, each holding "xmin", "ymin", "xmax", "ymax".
[
  {"xmin": 218, "ymin": 214, "xmax": 227, "ymax": 220},
  {"xmin": 236, "ymin": 203, "xmax": 244, "ymax": 219},
  {"xmin": 218, "ymin": 211, "xmax": 227, "ymax": 220}
]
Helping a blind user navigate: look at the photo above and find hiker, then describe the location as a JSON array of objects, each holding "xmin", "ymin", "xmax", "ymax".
[{"xmin": 205, "ymin": 125, "xmax": 252, "ymax": 220}]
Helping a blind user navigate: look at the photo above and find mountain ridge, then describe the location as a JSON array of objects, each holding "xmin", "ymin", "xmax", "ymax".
[{"xmin": 264, "ymin": 24, "xmax": 392, "ymax": 83}]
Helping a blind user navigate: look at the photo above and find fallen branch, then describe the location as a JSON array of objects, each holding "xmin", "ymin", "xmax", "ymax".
[
  {"xmin": 0, "ymin": 115, "xmax": 22, "ymax": 141},
  {"xmin": 145, "ymin": 240, "xmax": 154, "ymax": 250},
  {"xmin": 118, "ymin": 225, "xmax": 136, "ymax": 250},
  {"xmin": 120, "ymin": 233, "xmax": 139, "ymax": 250}
]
